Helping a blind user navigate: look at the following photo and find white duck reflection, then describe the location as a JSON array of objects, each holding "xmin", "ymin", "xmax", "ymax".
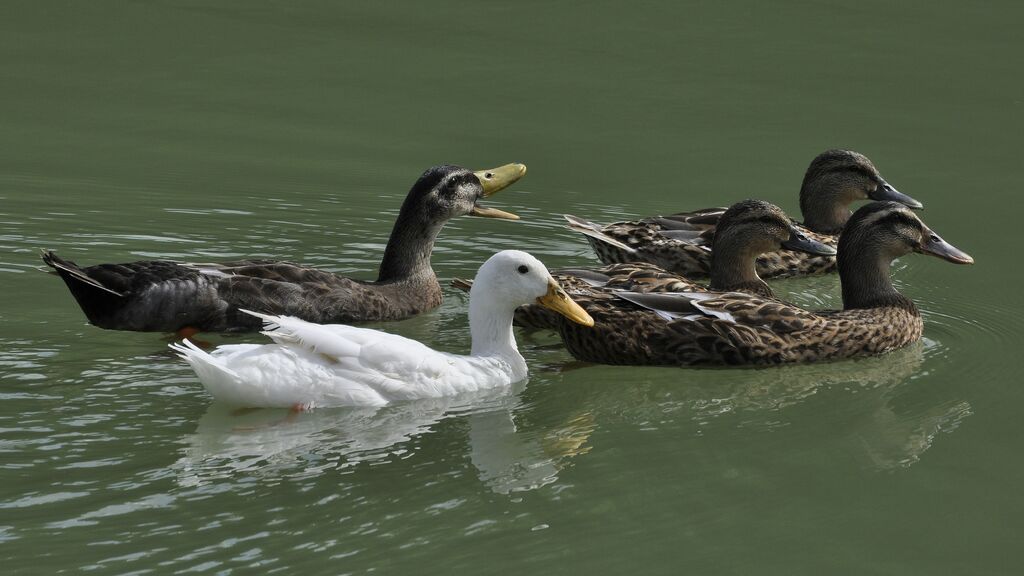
[{"xmin": 174, "ymin": 384, "xmax": 593, "ymax": 494}]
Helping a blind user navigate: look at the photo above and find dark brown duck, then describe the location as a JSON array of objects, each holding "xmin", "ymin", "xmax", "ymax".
[
  {"xmin": 556, "ymin": 202, "xmax": 973, "ymax": 366},
  {"xmin": 454, "ymin": 200, "xmax": 834, "ymax": 335},
  {"xmin": 565, "ymin": 149, "xmax": 923, "ymax": 279},
  {"xmin": 43, "ymin": 163, "xmax": 526, "ymax": 335}
]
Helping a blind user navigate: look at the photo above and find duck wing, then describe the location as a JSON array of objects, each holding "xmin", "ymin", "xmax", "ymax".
[
  {"xmin": 595, "ymin": 262, "xmax": 704, "ymax": 293},
  {"xmin": 565, "ymin": 208, "xmax": 839, "ymax": 280},
  {"xmin": 506, "ymin": 262, "xmax": 704, "ymax": 331},
  {"xmin": 615, "ymin": 291, "xmax": 823, "ymax": 333},
  {"xmin": 43, "ymin": 251, "xmax": 223, "ymax": 331},
  {"xmin": 43, "ymin": 251, "xmax": 410, "ymax": 333},
  {"xmin": 643, "ymin": 207, "xmax": 725, "ymax": 244},
  {"xmin": 242, "ymin": 311, "xmax": 499, "ymax": 403},
  {"xmin": 564, "ymin": 215, "xmax": 714, "ymax": 276},
  {"xmin": 594, "ymin": 291, "xmax": 826, "ymax": 365},
  {"xmin": 653, "ymin": 207, "xmax": 727, "ymax": 230},
  {"xmin": 211, "ymin": 264, "xmax": 398, "ymax": 328}
]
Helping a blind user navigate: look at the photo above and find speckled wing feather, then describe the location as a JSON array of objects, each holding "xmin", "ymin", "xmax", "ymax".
[
  {"xmin": 676, "ymin": 292, "xmax": 825, "ymax": 333},
  {"xmin": 566, "ymin": 211, "xmax": 839, "ymax": 279},
  {"xmin": 580, "ymin": 218, "xmax": 715, "ymax": 277},
  {"xmin": 555, "ymin": 290, "xmax": 923, "ymax": 366},
  {"xmin": 502, "ymin": 262, "xmax": 705, "ymax": 331}
]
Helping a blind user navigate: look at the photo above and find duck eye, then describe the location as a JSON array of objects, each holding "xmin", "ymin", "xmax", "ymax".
[{"xmin": 517, "ymin": 265, "xmax": 529, "ymax": 274}]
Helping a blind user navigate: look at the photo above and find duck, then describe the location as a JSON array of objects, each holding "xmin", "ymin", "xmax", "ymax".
[
  {"xmin": 554, "ymin": 202, "xmax": 973, "ymax": 366},
  {"xmin": 565, "ymin": 149, "xmax": 923, "ymax": 279},
  {"xmin": 43, "ymin": 163, "xmax": 526, "ymax": 336},
  {"xmin": 453, "ymin": 200, "xmax": 835, "ymax": 332},
  {"xmin": 170, "ymin": 250, "xmax": 594, "ymax": 408}
]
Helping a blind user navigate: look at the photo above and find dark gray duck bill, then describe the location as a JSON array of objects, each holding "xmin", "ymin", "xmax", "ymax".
[
  {"xmin": 869, "ymin": 180, "xmax": 924, "ymax": 210},
  {"xmin": 782, "ymin": 228, "xmax": 837, "ymax": 256},
  {"xmin": 917, "ymin": 227, "xmax": 974, "ymax": 264}
]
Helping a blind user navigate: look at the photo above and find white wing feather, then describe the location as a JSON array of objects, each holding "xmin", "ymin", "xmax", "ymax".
[{"xmin": 173, "ymin": 311, "xmax": 518, "ymax": 408}]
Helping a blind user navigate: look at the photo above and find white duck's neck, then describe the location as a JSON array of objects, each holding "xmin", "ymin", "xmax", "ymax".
[{"xmin": 468, "ymin": 288, "xmax": 528, "ymax": 379}]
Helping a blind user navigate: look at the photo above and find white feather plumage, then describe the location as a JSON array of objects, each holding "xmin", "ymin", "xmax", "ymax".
[{"xmin": 172, "ymin": 251, "xmax": 578, "ymax": 408}]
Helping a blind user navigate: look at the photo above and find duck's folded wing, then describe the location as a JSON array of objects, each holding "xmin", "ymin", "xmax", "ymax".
[
  {"xmin": 551, "ymin": 267, "xmax": 614, "ymax": 288},
  {"xmin": 562, "ymin": 215, "xmax": 638, "ymax": 253},
  {"xmin": 614, "ymin": 291, "xmax": 823, "ymax": 333},
  {"xmin": 241, "ymin": 311, "xmax": 458, "ymax": 392},
  {"xmin": 598, "ymin": 263, "xmax": 703, "ymax": 293},
  {"xmin": 242, "ymin": 310, "xmax": 419, "ymax": 359},
  {"xmin": 641, "ymin": 208, "xmax": 724, "ymax": 245},
  {"xmin": 655, "ymin": 207, "xmax": 727, "ymax": 229}
]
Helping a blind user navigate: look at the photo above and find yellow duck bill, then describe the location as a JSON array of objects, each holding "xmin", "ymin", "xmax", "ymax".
[
  {"xmin": 469, "ymin": 163, "xmax": 527, "ymax": 220},
  {"xmin": 474, "ymin": 163, "xmax": 527, "ymax": 197},
  {"xmin": 536, "ymin": 278, "xmax": 595, "ymax": 327}
]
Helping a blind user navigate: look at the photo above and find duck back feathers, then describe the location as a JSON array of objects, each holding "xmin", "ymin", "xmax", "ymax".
[{"xmin": 43, "ymin": 163, "xmax": 526, "ymax": 333}]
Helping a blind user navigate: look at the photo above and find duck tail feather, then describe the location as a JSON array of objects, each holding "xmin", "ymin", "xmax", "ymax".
[
  {"xmin": 562, "ymin": 215, "xmax": 636, "ymax": 253},
  {"xmin": 169, "ymin": 339, "xmax": 240, "ymax": 379},
  {"xmin": 41, "ymin": 250, "xmax": 124, "ymax": 297},
  {"xmin": 260, "ymin": 329, "xmax": 301, "ymax": 345},
  {"xmin": 237, "ymin": 308, "xmax": 289, "ymax": 331},
  {"xmin": 241, "ymin": 309, "xmax": 333, "ymax": 351}
]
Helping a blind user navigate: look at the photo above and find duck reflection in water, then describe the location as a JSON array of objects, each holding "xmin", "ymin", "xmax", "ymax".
[
  {"xmin": 730, "ymin": 340, "xmax": 973, "ymax": 470},
  {"xmin": 537, "ymin": 338, "xmax": 969, "ymax": 471},
  {"xmin": 174, "ymin": 384, "xmax": 594, "ymax": 494},
  {"xmin": 174, "ymin": 339, "xmax": 968, "ymax": 489}
]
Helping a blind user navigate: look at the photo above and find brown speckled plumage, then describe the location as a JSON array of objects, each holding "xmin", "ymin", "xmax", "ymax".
[
  {"xmin": 557, "ymin": 292, "xmax": 922, "ymax": 366},
  {"xmin": 457, "ymin": 201, "xmax": 835, "ymax": 354},
  {"xmin": 42, "ymin": 164, "xmax": 524, "ymax": 333},
  {"xmin": 453, "ymin": 261, "xmax": 701, "ymax": 331},
  {"xmin": 514, "ymin": 262, "xmax": 705, "ymax": 330},
  {"xmin": 567, "ymin": 150, "xmax": 922, "ymax": 279},
  {"xmin": 555, "ymin": 202, "xmax": 971, "ymax": 366}
]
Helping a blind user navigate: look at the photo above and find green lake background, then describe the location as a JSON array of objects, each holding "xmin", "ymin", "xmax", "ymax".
[{"xmin": 1, "ymin": 1, "xmax": 1022, "ymax": 574}]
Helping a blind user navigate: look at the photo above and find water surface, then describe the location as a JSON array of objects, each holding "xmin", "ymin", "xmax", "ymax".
[{"xmin": 2, "ymin": 1, "xmax": 1022, "ymax": 574}]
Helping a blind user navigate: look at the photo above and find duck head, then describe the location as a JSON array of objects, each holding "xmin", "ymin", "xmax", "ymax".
[
  {"xmin": 838, "ymin": 202, "xmax": 973, "ymax": 309},
  {"xmin": 468, "ymin": 250, "xmax": 592, "ymax": 361},
  {"xmin": 405, "ymin": 163, "xmax": 527, "ymax": 223},
  {"xmin": 840, "ymin": 202, "xmax": 973, "ymax": 265},
  {"xmin": 715, "ymin": 199, "xmax": 836, "ymax": 258},
  {"xmin": 377, "ymin": 163, "xmax": 526, "ymax": 282},
  {"xmin": 471, "ymin": 250, "xmax": 594, "ymax": 327},
  {"xmin": 800, "ymin": 150, "xmax": 923, "ymax": 234},
  {"xmin": 709, "ymin": 199, "xmax": 835, "ymax": 294}
]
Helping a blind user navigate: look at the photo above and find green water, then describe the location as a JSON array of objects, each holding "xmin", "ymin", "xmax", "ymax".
[{"xmin": 2, "ymin": 1, "xmax": 1022, "ymax": 573}]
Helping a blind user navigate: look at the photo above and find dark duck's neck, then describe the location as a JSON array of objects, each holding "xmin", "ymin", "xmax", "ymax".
[
  {"xmin": 376, "ymin": 202, "xmax": 446, "ymax": 284},
  {"xmin": 838, "ymin": 226, "xmax": 916, "ymax": 313},
  {"xmin": 799, "ymin": 173, "xmax": 857, "ymax": 236},
  {"xmin": 709, "ymin": 233, "xmax": 773, "ymax": 298}
]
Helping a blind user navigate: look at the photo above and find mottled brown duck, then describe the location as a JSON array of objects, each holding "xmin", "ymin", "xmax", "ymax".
[
  {"xmin": 556, "ymin": 202, "xmax": 973, "ymax": 366},
  {"xmin": 454, "ymin": 200, "xmax": 835, "ymax": 333},
  {"xmin": 43, "ymin": 163, "xmax": 526, "ymax": 335},
  {"xmin": 565, "ymin": 149, "xmax": 923, "ymax": 279}
]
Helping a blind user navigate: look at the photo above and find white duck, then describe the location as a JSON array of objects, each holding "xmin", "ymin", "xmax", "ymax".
[{"xmin": 170, "ymin": 250, "xmax": 594, "ymax": 408}]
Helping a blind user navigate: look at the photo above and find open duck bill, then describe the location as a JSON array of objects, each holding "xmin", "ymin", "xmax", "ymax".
[
  {"xmin": 536, "ymin": 278, "xmax": 595, "ymax": 327},
  {"xmin": 916, "ymin": 226, "xmax": 974, "ymax": 264},
  {"xmin": 469, "ymin": 163, "xmax": 527, "ymax": 220},
  {"xmin": 869, "ymin": 180, "xmax": 924, "ymax": 210},
  {"xmin": 781, "ymin": 227, "xmax": 837, "ymax": 256}
]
